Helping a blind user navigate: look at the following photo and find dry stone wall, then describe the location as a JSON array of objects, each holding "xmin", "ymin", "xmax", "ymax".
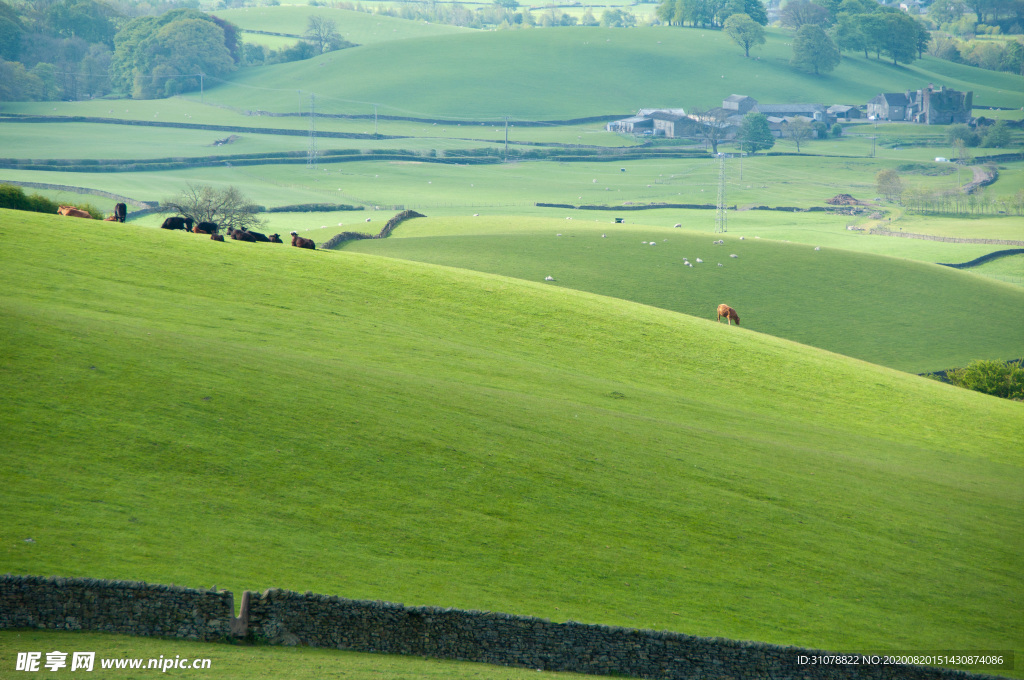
[
  {"xmin": 0, "ymin": 575, "xmax": 1008, "ymax": 680},
  {"xmin": 0, "ymin": 575, "xmax": 233, "ymax": 641}
]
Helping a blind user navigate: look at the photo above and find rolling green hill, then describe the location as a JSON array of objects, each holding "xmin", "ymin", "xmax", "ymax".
[
  {"xmin": 338, "ymin": 216, "xmax": 1024, "ymax": 373},
  {"xmin": 1, "ymin": 209, "xmax": 1021, "ymax": 677},
  {"xmin": 205, "ymin": 26, "xmax": 1024, "ymax": 118},
  {"xmin": 213, "ymin": 6, "xmax": 471, "ymax": 47}
]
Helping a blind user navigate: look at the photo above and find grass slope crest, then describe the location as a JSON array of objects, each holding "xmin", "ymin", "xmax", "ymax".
[{"xmin": 1, "ymin": 209, "xmax": 1022, "ymax": 678}]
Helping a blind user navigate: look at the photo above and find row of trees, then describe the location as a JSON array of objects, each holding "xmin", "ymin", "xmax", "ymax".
[
  {"xmin": 0, "ymin": 1, "xmax": 358, "ymax": 101},
  {"xmin": 930, "ymin": 34, "xmax": 1024, "ymax": 74},
  {"xmin": 876, "ymin": 168, "xmax": 1024, "ymax": 216},
  {"xmin": 656, "ymin": 0, "xmax": 768, "ymax": 29}
]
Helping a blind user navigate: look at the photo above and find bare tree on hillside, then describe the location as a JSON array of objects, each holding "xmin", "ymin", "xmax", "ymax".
[
  {"xmin": 161, "ymin": 184, "xmax": 265, "ymax": 232},
  {"xmin": 687, "ymin": 107, "xmax": 729, "ymax": 155},
  {"xmin": 305, "ymin": 16, "xmax": 344, "ymax": 55}
]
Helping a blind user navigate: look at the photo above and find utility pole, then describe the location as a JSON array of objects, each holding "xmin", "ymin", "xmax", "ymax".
[
  {"xmin": 715, "ymin": 154, "xmax": 727, "ymax": 234},
  {"xmin": 307, "ymin": 94, "xmax": 318, "ymax": 168},
  {"xmin": 199, "ymin": 73, "xmax": 204, "ymax": 103}
]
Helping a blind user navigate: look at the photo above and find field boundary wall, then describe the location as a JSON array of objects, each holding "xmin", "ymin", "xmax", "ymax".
[
  {"xmin": 870, "ymin": 228, "xmax": 1024, "ymax": 246},
  {"xmin": 938, "ymin": 248, "xmax": 1024, "ymax": 268},
  {"xmin": 1, "ymin": 575, "xmax": 1009, "ymax": 680}
]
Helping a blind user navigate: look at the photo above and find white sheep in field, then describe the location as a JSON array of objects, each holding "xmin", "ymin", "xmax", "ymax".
[
  {"xmin": 718, "ymin": 263, "xmax": 724, "ymax": 267},
  {"xmin": 602, "ymin": 234, "xmax": 607, "ymax": 238},
  {"xmin": 730, "ymin": 254, "xmax": 738, "ymax": 258},
  {"xmin": 650, "ymin": 242, "xmax": 657, "ymax": 246},
  {"xmin": 814, "ymin": 246, "xmax": 821, "ymax": 251},
  {"xmin": 739, "ymin": 236, "xmax": 745, "ymax": 240},
  {"xmin": 544, "ymin": 276, "xmax": 554, "ymax": 281},
  {"xmin": 696, "ymin": 258, "xmax": 703, "ymax": 263},
  {"xmin": 674, "ymin": 223, "xmax": 681, "ymax": 228}
]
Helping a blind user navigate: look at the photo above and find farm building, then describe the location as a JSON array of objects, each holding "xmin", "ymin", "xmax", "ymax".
[
  {"xmin": 867, "ymin": 85, "xmax": 973, "ymax": 124},
  {"xmin": 827, "ymin": 105, "xmax": 862, "ymax": 121}
]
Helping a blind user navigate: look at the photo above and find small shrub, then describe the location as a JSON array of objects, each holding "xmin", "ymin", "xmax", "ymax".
[{"xmin": 945, "ymin": 359, "xmax": 1024, "ymax": 401}]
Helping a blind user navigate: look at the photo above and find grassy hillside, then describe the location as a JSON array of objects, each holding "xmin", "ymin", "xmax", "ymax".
[
  {"xmin": 339, "ymin": 216, "xmax": 1024, "ymax": 373},
  {"xmin": 1, "ymin": 209, "xmax": 1021, "ymax": 677},
  {"xmin": 213, "ymin": 6, "xmax": 471, "ymax": 46},
  {"xmin": 206, "ymin": 26, "xmax": 1024, "ymax": 118}
]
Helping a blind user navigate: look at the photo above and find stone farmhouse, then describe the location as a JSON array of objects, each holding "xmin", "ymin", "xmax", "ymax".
[
  {"xmin": 607, "ymin": 97, "xmax": 838, "ymax": 141},
  {"xmin": 867, "ymin": 84, "xmax": 973, "ymax": 125}
]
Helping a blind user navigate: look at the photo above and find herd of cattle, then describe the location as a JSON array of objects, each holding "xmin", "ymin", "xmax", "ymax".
[
  {"xmin": 159, "ymin": 216, "xmax": 315, "ymax": 249},
  {"xmin": 56, "ymin": 202, "xmax": 316, "ymax": 250}
]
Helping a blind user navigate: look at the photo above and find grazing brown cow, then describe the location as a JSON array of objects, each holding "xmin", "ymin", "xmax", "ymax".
[
  {"xmin": 290, "ymin": 231, "xmax": 316, "ymax": 250},
  {"xmin": 58, "ymin": 206, "xmax": 92, "ymax": 218},
  {"xmin": 268, "ymin": 233, "xmax": 283, "ymax": 243},
  {"xmin": 716, "ymin": 304, "xmax": 740, "ymax": 326},
  {"xmin": 210, "ymin": 234, "xmax": 225, "ymax": 242}
]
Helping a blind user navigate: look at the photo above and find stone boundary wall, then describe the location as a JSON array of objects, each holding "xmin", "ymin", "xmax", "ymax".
[
  {"xmin": 869, "ymin": 228, "xmax": 1024, "ymax": 246},
  {"xmin": 0, "ymin": 575, "xmax": 235, "ymax": 641},
  {"xmin": 2, "ymin": 575, "xmax": 1010, "ymax": 680},
  {"xmin": 321, "ymin": 210, "xmax": 425, "ymax": 249},
  {"xmin": 938, "ymin": 248, "xmax": 1024, "ymax": 269}
]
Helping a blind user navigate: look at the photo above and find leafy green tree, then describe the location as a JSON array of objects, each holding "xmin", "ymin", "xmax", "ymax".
[
  {"xmin": 0, "ymin": 57, "xmax": 44, "ymax": 101},
  {"xmin": 875, "ymin": 168, "xmax": 903, "ymax": 203},
  {"xmin": 982, "ymin": 120, "xmax": 1012, "ymax": 147},
  {"xmin": 831, "ymin": 13, "xmax": 867, "ymax": 56},
  {"xmin": 111, "ymin": 10, "xmax": 238, "ymax": 98},
  {"xmin": 791, "ymin": 22, "xmax": 840, "ymax": 73},
  {"xmin": 600, "ymin": 8, "xmax": 636, "ymax": 26},
  {"xmin": 738, "ymin": 112, "xmax": 775, "ymax": 153},
  {"xmin": 947, "ymin": 123, "xmax": 981, "ymax": 147},
  {"xmin": 865, "ymin": 9, "xmax": 922, "ymax": 65},
  {"xmin": 928, "ymin": 0, "xmax": 966, "ymax": 24},
  {"xmin": 724, "ymin": 12, "xmax": 765, "ymax": 56},
  {"xmin": 781, "ymin": 0, "xmax": 831, "ymax": 27},
  {"xmin": 45, "ymin": 0, "xmax": 117, "ymax": 46},
  {"xmin": 946, "ymin": 360, "xmax": 1024, "ymax": 400},
  {"xmin": 722, "ymin": 0, "xmax": 768, "ymax": 24},
  {"xmin": 0, "ymin": 1, "xmax": 25, "ymax": 61}
]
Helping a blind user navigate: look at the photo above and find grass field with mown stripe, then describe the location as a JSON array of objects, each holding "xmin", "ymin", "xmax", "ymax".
[{"xmin": 1, "ymin": 209, "xmax": 1021, "ymax": 678}]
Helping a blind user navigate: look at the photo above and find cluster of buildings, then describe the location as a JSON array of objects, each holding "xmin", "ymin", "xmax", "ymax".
[{"xmin": 608, "ymin": 84, "xmax": 974, "ymax": 142}]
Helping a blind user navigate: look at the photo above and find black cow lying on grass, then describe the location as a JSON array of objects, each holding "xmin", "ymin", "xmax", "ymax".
[
  {"xmin": 161, "ymin": 216, "xmax": 194, "ymax": 231},
  {"xmin": 268, "ymin": 233, "xmax": 283, "ymax": 243},
  {"xmin": 210, "ymin": 234, "xmax": 224, "ymax": 242},
  {"xmin": 228, "ymin": 227, "xmax": 256, "ymax": 242},
  {"xmin": 193, "ymin": 221, "xmax": 218, "ymax": 235},
  {"xmin": 227, "ymin": 226, "xmax": 269, "ymax": 242}
]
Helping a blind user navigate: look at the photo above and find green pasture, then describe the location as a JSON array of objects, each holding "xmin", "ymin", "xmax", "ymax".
[
  {"xmin": 889, "ymin": 213, "xmax": 1024, "ymax": 241},
  {"xmin": 213, "ymin": 6, "xmax": 472, "ymax": 46},
  {"xmin": 1, "ymin": 210, "xmax": 1022, "ymax": 678},
  {"xmin": 340, "ymin": 216, "xmax": 1024, "ymax": 373},
  {"xmin": 237, "ymin": 31, "xmax": 303, "ymax": 51},
  {"xmin": 966, "ymin": 252, "xmax": 1024, "ymax": 286},
  {"xmin": 201, "ymin": 27, "xmax": 1024, "ymax": 119},
  {"xmin": 0, "ymin": 630, "xmax": 589, "ymax": 680}
]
